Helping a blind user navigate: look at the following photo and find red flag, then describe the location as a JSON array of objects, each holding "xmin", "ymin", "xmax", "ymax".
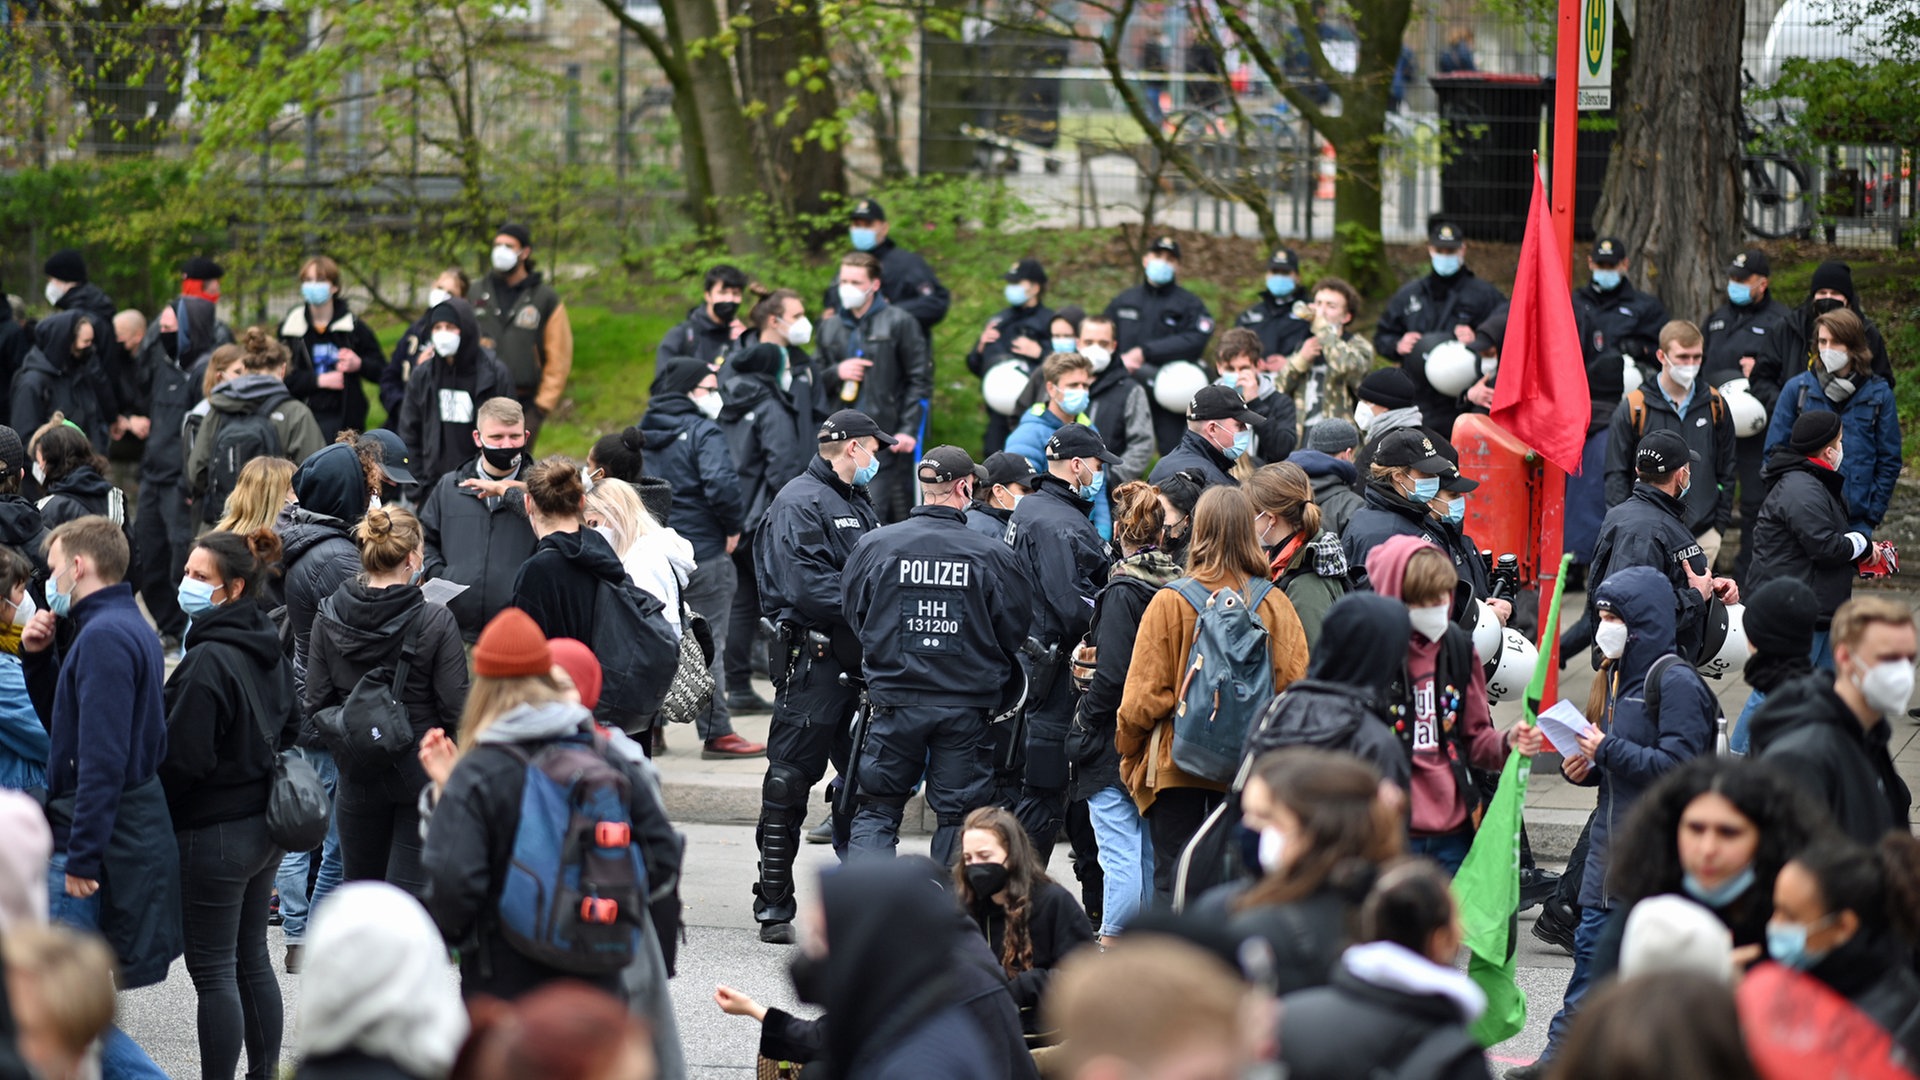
[{"xmin": 1490, "ymin": 163, "xmax": 1589, "ymax": 476}]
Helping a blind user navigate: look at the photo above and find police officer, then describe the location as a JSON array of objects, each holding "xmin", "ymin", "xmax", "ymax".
[
  {"xmin": 1149, "ymin": 384, "xmax": 1261, "ymax": 488},
  {"xmin": 1005, "ymin": 424, "xmax": 1117, "ymax": 859},
  {"xmin": 1569, "ymin": 429, "xmax": 1739, "ymax": 664},
  {"xmin": 1702, "ymin": 247, "xmax": 1793, "ymax": 582},
  {"xmin": 1568, "ymin": 237, "xmax": 1670, "ymax": 582},
  {"xmin": 1233, "ymin": 247, "xmax": 1314, "ymax": 363},
  {"xmin": 1371, "ymin": 222, "xmax": 1506, "ymax": 436},
  {"xmin": 840, "ymin": 445, "xmax": 1033, "ymax": 865},
  {"xmin": 750, "ymin": 409, "xmax": 887, "ymax": 943},
  {"xmin": 968, "ymin": 258, "xmax": 1057, "ymax": 456},
  {"xmin": 821, "ymin": 197, "xmax": 951, "ymax": 342},
  {"xmin": 967, "ymin": 451, "xmax": 1037, "ymax": 540},
  {"xmin": 1102, "ymin": 236, "xmax": 1217, "ymax": 454}
]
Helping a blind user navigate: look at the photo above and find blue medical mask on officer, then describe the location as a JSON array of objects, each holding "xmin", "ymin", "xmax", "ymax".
[
  {"xmin": 1076, "ymin": 460, "xmax": 1105, "ymax": 500},
  {"xmin": 1591, "ymin": 268, "xmax": 1622, "ymax": 291},
  {"xmin": 1727, "ymin": 280, "xmax": 1753, "ymax": 306},
  {"xmin": 1266, "ymin": 274, "xmax": 1296, "ymax": 298},
  {"xmin": 851, "ymin": 441, "xmax": 880, "ymax": 487},
  {"xmin": 1440, "ymin": 495, "xmax": 1465, "ymax": 524},
  {"xmin": 1004, "ymin": 283, "xmax": 1030, "ymax": 308},
  {"xmin": 1430, "ymin": 252, "xmax": 1463, "ymax": 277},
  {"xmin": 1144, "ymin": 256, "xmax": 1176, "ymax": 287},
  {"xmin": 1408, "ymin": 475, "xmax": 1441, "ymax": 503},
  {"xmin": 1223, "ymin": 428, "xmax": 1253, "ymax": 461},
  {"xmin": 849, "ymin": 226, "xmax": 878, "ymax": 252}
]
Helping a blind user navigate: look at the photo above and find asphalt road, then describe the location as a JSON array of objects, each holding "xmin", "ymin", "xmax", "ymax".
[{"xmin": 115, "ymin": 824, "xmax": 1573, "ymax": 1079}]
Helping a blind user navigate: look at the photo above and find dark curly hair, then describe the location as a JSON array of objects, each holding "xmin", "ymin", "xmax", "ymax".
[
  {"xmin": 953, "ymin": 806, "xmax": 1053, "ymax": 980},
  {"xmin": 1790, "ymin": 831, "xmax": 1920, "ymax": 948},
  {"xmin": 1608, "ymin": 756, "xmax": 1833, "ymax": 908},
  {"xmin": 588, "ymin": 426, "xmax": 646, "ymax": 484}
]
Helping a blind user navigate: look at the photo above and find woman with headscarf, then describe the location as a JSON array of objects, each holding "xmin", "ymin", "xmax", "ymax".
[{"xmin": 292, "ymin": 882, "xmax": 469, "ymax": 1080}]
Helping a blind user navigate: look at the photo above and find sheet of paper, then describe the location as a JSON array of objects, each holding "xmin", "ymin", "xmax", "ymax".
[
  {"xmin": 420, "ymin": 578, "xmax": 471, "ymax": 607},
  {"xmin": 1535, "ymin": 698, "xmax": 1597, "ymax": 753}
]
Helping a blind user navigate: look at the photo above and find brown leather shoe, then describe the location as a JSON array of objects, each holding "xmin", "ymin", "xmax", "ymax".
[{"xmin": 701, "ymin": 733, "xmax": 768, "ymax": 760}]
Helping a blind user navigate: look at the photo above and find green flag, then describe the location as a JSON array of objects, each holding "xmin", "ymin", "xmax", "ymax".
[{"xmin": 1451, "ymin": 554, "xmax": 1573, "ymax": 1047}]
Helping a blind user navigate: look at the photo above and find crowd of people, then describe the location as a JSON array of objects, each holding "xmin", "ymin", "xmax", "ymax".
[{"xmin": 0, "ymin": 200, "xmax": 1911, "ymax": 1080}]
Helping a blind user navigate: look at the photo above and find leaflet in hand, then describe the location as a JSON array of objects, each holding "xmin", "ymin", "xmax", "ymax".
[
  {"xmin": 420, "ymin": 578, "xmax": 470, "ymax": 607},
  {"xmin": 1535, "ymin": 698, "xmax": 1597, "ymax": 754}
]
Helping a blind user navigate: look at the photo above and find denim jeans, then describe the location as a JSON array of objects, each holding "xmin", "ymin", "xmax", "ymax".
[
  {"xmin": 46, "ymin": 852, "xmax": 169, "ymax": 1080},
  {"xmin": 681, "ymin": 556, "xmax": 737, "ymax": 741},
  {"xmin": 1409, "ymin": 831, "xmax": 1473, "ymax": 877},
  {"xmin": 1542, "ymin": 905, "xmax": 1612, "ymax": 1058},
  {"xmin": 273, "ymin": 746, "xmax": 342, "ymax": 943},
  {"xmin": 178, "ymin": 815, "xmax": 283, "ymax": 1080},
  {"xmin": 1087, "ymin": 785, "xmax": 1154, "ymax": 938}
]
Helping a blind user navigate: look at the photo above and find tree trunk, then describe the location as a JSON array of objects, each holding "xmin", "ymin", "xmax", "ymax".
[
  {"xmin": 660, "ymin": 0, "xmax": 762, "ymax": 253},
  {"xmin": 592, "ymin": 0, "xmax": 718, "ymax": 233},
  {"xmin": 1593, "ymin": 0, "xmax": 1743, "ymax": 321},
  {"xmin": 737, "ymin": 0, "xmax": 846, "ymax": 226}
]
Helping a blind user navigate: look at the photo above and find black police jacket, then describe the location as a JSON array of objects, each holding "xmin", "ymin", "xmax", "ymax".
[
  {"xmin": 1149, "ymin": 428, "xmax": 1236, "ymax": 489},
  {"xmin": 1006, "ymin": 475, "xmax": 1107, "ymax": 648},
  {"xmin": 965, "ymin": 503, "xmax": 1012, "ymax": 540},
  {"xmin": 1585, "ymin": 483, "xmax": 1709, "ymax": 657},
  {"xmin": 965, "ymin": 302, "xmax": 1056, "ymax": 377},
  {"xmin": 1701, "ymin": 295, "xmax": 1793, "ymax": 408},
  {"xmin": 1572, "ymin": 279, "xmax": 1670, "ymax": 432},
  {"xmin": 820, "ymin": 238, "xmax": 951, "ymax": 339},
  {"xmin": 1234, "ymin": 291, "xmax": 1313, "ymax": 360},
  {"xmin": 1339, "ymin": 483, "xmax": 1456, "ymax": 591},
  {"xmin": 755, "ymin": 454, "xmax": 879, "ymax": 634},
  {"xmin": 1104, "ymin": 279, "xmax": 1217, "ymax": 449},
  {"xmin": 1370, "ymin": 270, "xmax": 1505, "ymax": 360},
  {"xmin": 841, "ymin": 504, "xmax": 1032, "ymax": 707}
]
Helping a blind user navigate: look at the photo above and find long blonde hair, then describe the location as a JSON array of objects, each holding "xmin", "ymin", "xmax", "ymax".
[
  {"xmin": 456, "ymin": 672, "xmax": 566, "ymax": 752},
  {"xmin": 582, "ymin": 477, "xmax": 663, "ymax": 556},
  {"xmin": 214, "ymin": 456, "xmax": 297, "ymax": 535}
]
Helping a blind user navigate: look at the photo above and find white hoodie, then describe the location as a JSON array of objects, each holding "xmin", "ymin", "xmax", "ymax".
[{"xmin": 607, "ymin": 526, "xmax": 697, "ymax": 635}]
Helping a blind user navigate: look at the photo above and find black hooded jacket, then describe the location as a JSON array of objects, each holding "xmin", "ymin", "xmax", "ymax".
[
  {"xmin": 656, "ymin": 303, "xmax": 737, "ymax": 365},
  {"xmin": 157, "ymin": 599, "xmax": 301, "ymax": 829},
  {"xmin": 1747, "ymin": 447, "xmax": 1858, "ymax": 623},
  {"xmin": 11, "ymin": 312, "xmax": 114, "ymax": 452},
  {"xmin": 53, "ymin": 282, "xmax": 122, "ymax": 413},
  {"xmin": 1245, "ymin": 594, "xmax": 1414, "ymax": 791},
  {"xmin": 1070, "ymin": 550, "xmax": 1182, "ymax": 800},
  {"xmin": 305, "ymin": 580, "xmax": 469, "ymax": 759},
  {"xmin": 638, "ymin": 393, "xmax": 746, "ymax": 562},
  {"xmin": 0, "ymin": 495, "xmax": 48, "ymax": 584},
  {"xmin": 508, "ymin": 526, "xmax": 630, "ymax": 646},
  {"xmin": 718, "ymin": 343, "xmax": 816, "ymax": 532},
  {"xmin": 281, "ymin": 444, "xmax": 371, "ymax": 695},
  {"xmin": 134, "ymin": 296, "xmax": 217, "ymax": 484},
  {"xmin": 38, "ymin": 465, "xmax": 120, "ymax": 532},
  {"xmin": 1750, "ymin": 675, "xmax": 1910, "ymax": 846},
  {"xmin": 397, "ymin": 298, "xmax": 514, "ymax": 490}
]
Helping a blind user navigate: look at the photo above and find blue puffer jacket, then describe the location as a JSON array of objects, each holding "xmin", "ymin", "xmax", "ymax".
[
  {"xmin": 638, "ymin": 394, "xmax": 746, "ymax": 563},
  {"xmin": 1763, "ymin": 370, "xmax": 1901, "ymax": 534},
  {"xmin": 1574, "ymin": 565, "xmax": 1716, "ymax": 910}
]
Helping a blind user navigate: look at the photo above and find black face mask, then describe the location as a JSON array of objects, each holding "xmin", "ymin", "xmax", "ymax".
[
  {"xmin": 480, "ymin": 444, "xmax": 523, "ymax": 472},
  {"xmin": 159, "ymin": 332, "xmax": 180, "ymax": 360},
  {"xmin": 712, "ymin": 300, "xmax": 740, "ymax": 324},
  {"xmin": 70, "ymin": 346, "xmax": 92, "ymax": 368},
  {"xmin": 1162, "ymin": 524, "xmax": 1190, "ymax": 564},
  {"xmin": 964, "ymin": 861, "xmax": 1010, "ymax": 899},
  {"xmin": 1812, "ymin": 297, "xmax": 1846, "ymax": 316},
  {"xmin": 788, "ymin": 952, "xmax": 830, "ymax": 1005}
]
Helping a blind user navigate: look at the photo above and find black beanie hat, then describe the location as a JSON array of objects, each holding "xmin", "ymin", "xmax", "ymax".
[
  {"xmin": 651, "ymin": 356, "xmax": 710, "ymax": 396},
  {"xmin": 42, "ymin": 249, "xmax": 86, "ymax": 285},
  {"xmin": 1786, "ymin": 410, "xmax": 1842, "ymax": 455},
  {"xmin": 1357, "ymin": 367, "xmax": 1417, "ymax": 411},
  {"xmin": 1808, "ymin": 260, "xmax": 1853, "ymax": 298},
  {"xmin": 1742, "ymin": 578, "xmax": 1817, "ymax": 660},
  {"xmin": 728, "ymin": 342, "xmax": 783, "ymax": 377}
]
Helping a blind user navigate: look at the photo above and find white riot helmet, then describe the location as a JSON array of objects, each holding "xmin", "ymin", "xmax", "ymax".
[
  {"xmin": 1717, "ymin": 379, "xmax": 1768, "ymax": 439},
  {"xmin": 1484, "ymin": 628, "xmax": 1539, "ymax": 704},
  {"xmin": 1621, "ymin": 355, "xmax": 1644, "ymax": 393},
  {"xmin": 1423, "ymin": 340, "xmax": 1481, "ymax": 397},
  {"xmin": 1471, "ymin": 599, "xmax": 1503, "ymax": 666},
  {"xmin": 1696, "ymin": 600, "xmax": 1748, "ymax": 680},
  {"xmin": 1153, "ymin": 361, "xmax": 1210, "ymax": 415},
  {"xmin": 982, "ymin": 360, "xmax": 1032, "ymax": 418}
]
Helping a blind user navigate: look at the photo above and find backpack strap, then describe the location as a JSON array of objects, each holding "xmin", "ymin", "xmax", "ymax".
[
  {"xmin": 1169, "ymin": 577, "xmax": 1213, "ymax": 613},
  {"xmin": 1241, "ymin": 577, "xmax": 1277, "ymax": 628},
  {"xmin": 1706, "ymin": 385, "xmax": 1727, "ymax": 428},
  {"xmin": 389, "ymin": 607, "xmax": 426, "ymax": 696}
]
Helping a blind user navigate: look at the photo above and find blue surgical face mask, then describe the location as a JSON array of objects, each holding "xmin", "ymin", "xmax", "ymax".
[
  {"xmin": 1077, "ymin": 464, "xmax": 1106, "ymax": 501},
  {"xmin": 1766, "ymin": 917, "xmax": 1833, "ymax": 971},
  {"xmin": 1442, "ymin": 496, "xmax": 1465, "ymax": 524},
  {"xmin": 1004, "ymin": 283, "xmax": 1030, "ymax": 307},
  {"xmin": 1430, "ymin": 253, "xmax": 1463, "ymax": 277},
  {"xmin": 44, "ymin": 563, "xmax": 73, "ymax": 619},
  {"xmin": 1059, "ymin": 388, "xmax": 1090, "ymax": 416},
  {"xmin": 176, "ymin": 577, "xmax": 220, "ymax": 618},
  {"xmin": 1223, "ymin": 428, "xmax": 1253, "ymax": 461},
  {"xmin": 1410, "ymin": 476, "xmax": 1441, "ymax": 503},
  {"xmin": 852, "ymin": 448, "xmax": 880, "ymax": 487},
  {"xmin": 1682, "ymin": 864, "xmax": 1756, "ymax": 909},
  {"xmin": 1266, "ymin": 274, "xmax": 1296, "ymax": 298},
  {"xmin": 1051, "ymin": 337, "xmax": 1078, "ymax": 355},
  {"xmin": 849, "ymin": 227, "xmax": 878, "ymax": 252},
  {"xmin": 1145, "ymin": 258, "xmax": 1175, "ymax": 286},
  {"xmin": 1591, "ymin": 269, "xmax": 1622, "ymax": 291},
  {"xmin": 301, "ymin": 281, "xmax": 333, "ymax": 306},
  {"xmin": 1727, "ymin": 280, "xmax": 1753, "ymax": 306},
  {"xmin": 1216, "ymin": 373, "xmax": 1241, "ymax": 391}
]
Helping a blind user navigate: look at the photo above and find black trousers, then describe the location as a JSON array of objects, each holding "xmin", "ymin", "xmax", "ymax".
[
  {"xmin": 177, "ymin": 814, "xmax": 283, "ymax": 1080},
  {"xmin": 336, "ymin": 756, "xmax": 429, "ymax": 896},
  {"xmin": 1147, "ymin": 787, "xmax": 1225, "ymax": 905},
  {"xmin": 725, "ymin": 537, "xmax": 762, "ymax": 692},
  {"xmin": 753, "ymin": 651, "xmax": 857, "ymax": 926},
  {"xmin": 848, "ymin": 702, "xmax": 995, "ymax": 867},
  {"xmin": 135, "ymin": 478, "xmax": 193, "ymax": 638},
  {"xmin": 1732, "ymin": 437, "xmax": 1765, "ymax": 581}
]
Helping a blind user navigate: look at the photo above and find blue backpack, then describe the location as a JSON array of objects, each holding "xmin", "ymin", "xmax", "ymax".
[
  {"xmin": 497, "ymin": 732, "xmax": 648, "ymax": 975},
  {"xmin": 1167, "ymin": 578, "xmax": 1279, "ymax": 784}
]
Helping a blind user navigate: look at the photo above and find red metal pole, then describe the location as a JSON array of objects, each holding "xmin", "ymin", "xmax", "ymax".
[{"xmin": 1539, "ymin": 0, "xmax": 1583, "ymax": 706}]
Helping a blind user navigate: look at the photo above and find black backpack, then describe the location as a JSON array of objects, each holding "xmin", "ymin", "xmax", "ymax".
[
  {"xmin": 232, "ymin": 650, "xmax": 331, "ymax": 852},
  {"xmin": 590, "ymin": 577, "xmax": 679, "ymax": 728},
  {"xmin": 203, "ymin": 395, "xmax": 287, "ymax": 524},
  {"xmin": 312, "ymin": 612, "xmax": 423, "ymax": 768}
]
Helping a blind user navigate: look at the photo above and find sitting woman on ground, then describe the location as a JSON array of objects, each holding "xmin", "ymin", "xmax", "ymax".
[
  {"xmin": 29, "ymin": 415, "xmax": 122, "ymax": 530},
  {"xmin": 1768, "ymin": 832, "xmax": 1920, "ymax": 1062},
  {"xmin": 1588, "ymin": 754, "xmax": 1832, "ymax": 981},
  {"xmin": 1227, "ymin": 747, "xmax": 1404, "ymax": 996},
  {"xmin": 157, "ymin": 529, "xmax": 301, "ymax": 1080},
  {"xmin": 305, "ymin": 505, "xmax": 468, "ymax": 893},
  {"xmin": 1246, "ymin": 461, "xmax": 1349, "ymax": 648},
  {"xmin": 1278, "ymin": 858, "xmax": 1492, "ymax": 1080},
  {"xmin": 954, "ymin": 806, "xmax": 1095, "ymax": 1040}
]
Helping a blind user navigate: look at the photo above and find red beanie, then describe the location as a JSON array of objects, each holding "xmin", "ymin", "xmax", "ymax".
[
  {"xmin": 473, "ymin": 608, "xmax": 552, "ymax": 679},
  {"xmin": 548, "ymin": 638, "xmax": 602, "ymax": 711}
]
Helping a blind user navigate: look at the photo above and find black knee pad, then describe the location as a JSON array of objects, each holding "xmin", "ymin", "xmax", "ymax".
[{"xmin": 762, "ymin": 761, "xmax": 811, "ymax": 809}]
